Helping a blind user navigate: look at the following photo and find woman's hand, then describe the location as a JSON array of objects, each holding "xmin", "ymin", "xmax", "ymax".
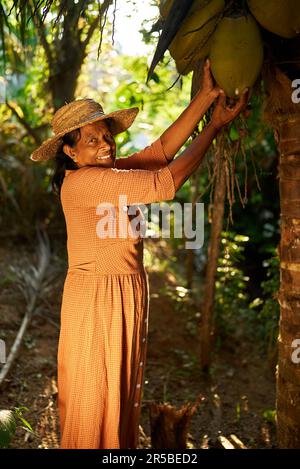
[
  {"xmin": 201, "ymin": 58, "xmax": 223, "ymax": 100},
  {"xmin": 210, "ymin": 88, "xmax": 250, "ymax": 131}
]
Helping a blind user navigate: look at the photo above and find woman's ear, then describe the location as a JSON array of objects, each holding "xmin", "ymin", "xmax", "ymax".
[{"xmin": 63, "ymin": 144, "xmax": 75, "ymax": 159}]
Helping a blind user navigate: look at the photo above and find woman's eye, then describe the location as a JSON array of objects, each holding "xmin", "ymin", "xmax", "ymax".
[{"xmin": 89, "ymin": 138, "xmax": 97, "ymax": 143}]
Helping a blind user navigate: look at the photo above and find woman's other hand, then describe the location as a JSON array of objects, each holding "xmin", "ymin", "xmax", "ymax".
[
  {"xmin": 210, "ymin": 88, "xmax": 250, "ymax": 131},
  {"xmin": 201, "ymin": 58, "xmax": 223, "ymax": 100}
]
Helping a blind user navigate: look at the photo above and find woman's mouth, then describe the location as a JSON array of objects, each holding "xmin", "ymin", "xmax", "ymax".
[{"xmin": 96, "ymin": 151, "xmax": 111, "ymax": 160}]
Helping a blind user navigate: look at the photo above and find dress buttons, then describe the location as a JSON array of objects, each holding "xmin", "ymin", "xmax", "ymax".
[
  {"xmin": 134, "ymin": 403, "xmax": 139, "ymax": 407},
  {"xmin": 139, "ymin": 361, "xmax": 143, "ymax": 367},
  {"xmin": 142, "ymin": 338, "xmax": 146, "ymax": 343}
]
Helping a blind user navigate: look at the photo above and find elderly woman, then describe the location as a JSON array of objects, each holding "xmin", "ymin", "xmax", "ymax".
[{"xmin": 30, "ymin": 60, "xmax": 248, "ymax": 449}]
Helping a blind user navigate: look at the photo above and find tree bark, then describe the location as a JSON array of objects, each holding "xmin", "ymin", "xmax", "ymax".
[
  {"xmin": 200, "ymin": 135, "xmax": 226, "ymax": 370},
  {"xmin": 276, "ymin": 113, "xmax": 300, "ymax": 448},
  {"xmin": 30, "ymin": 0, "xmax": 113, "ymax": 110}
]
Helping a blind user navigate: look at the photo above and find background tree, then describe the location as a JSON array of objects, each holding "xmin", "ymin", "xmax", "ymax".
[{"xmin": 1, "ymin": 0, "xmax": 114, "ymax": 109}]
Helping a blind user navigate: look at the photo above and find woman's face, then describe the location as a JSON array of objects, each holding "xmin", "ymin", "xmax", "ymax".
[{"xmin": 63, "ymin": 120, "xmax": 116, "ymax": 168}]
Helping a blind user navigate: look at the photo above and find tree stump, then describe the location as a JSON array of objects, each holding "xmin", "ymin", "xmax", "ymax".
[{"xmin": 148, "ymin": 397, "xmax": 202, "ymax": 449}]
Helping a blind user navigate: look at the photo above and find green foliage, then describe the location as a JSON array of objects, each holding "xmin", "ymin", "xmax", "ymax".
[
  {"xmin": 0, "ymin": 409, "xmax": 16, "ymax": 448},
  {"xmin": 262, "ymin": 408, "xmax": 276, "ymax": 425},
  {"xmin": 236, "ymin": 402, "xmax": 241, "ymax": 421},
  {"xmin": 0, "ymin": 406, "xmax": 34, "ymax": 448},
  {"xmin": 249, "ymin": 248, "xmax": 280, "ymax": 349},
  {"xmin": 213, "ymin": 231, "xmax": 280, "ymax": 349},
  {"xmin": 14, "ymin": 406, "xmax": 34, "ymax": 433},
  {"xmin": 214, "ymin": 231, "xmax": 250, "ymax": 335}
]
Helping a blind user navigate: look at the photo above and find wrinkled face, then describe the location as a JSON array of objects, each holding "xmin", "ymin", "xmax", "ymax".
[{"xmin": 63, "ymin": 120, "xmax": 116, "ymax": 168}]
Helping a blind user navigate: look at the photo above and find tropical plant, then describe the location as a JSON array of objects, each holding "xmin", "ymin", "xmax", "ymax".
[{"xmin": 0, "ymin": 406, "xmax": 34, "ymax": 448}]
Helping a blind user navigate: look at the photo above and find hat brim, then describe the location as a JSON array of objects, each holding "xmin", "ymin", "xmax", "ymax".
[{"xmin": 30, "ymin": 106, "xmax": 139, "ymax": 162}]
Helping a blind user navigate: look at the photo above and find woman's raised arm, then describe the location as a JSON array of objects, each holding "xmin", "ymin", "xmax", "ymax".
[
  {"xmin": 116, "ymin": 60, "xmax": 221, "ymax": 170},
  {"xmin": 168, "ymin": 89, "xmax": 249, "ymax": 191},
  {"xmin": 160, "ymin": 59, "xmax": 222, "ymax": 161},
  {"xmin": 114, "ymin": 137, "xmax": 169, "ymax": 171}
]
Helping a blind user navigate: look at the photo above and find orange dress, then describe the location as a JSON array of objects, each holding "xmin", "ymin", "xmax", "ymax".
[{"xmin": 57, "ymin": 137, "xmax": 175, "ymax": 449}]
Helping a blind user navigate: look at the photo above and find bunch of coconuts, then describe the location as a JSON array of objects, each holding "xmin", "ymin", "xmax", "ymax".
[{"xmin": 159, "ymin": 0, "xmax": 300, "ymax": 98}]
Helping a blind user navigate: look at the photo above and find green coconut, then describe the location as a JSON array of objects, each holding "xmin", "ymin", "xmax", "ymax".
[
  {"xmin": 0, "ymin": 410, "xmax": 17, "ymax": 448},
  {"xmin": 247, "ymin": 0, "xmax": 300, "ymax": 39},
  {"xmin": 169, "ymin": 0, "xmax": 225, "ymax": 75},
  {"xmin": 209, "ymin": 14, "xmax": 264, "ymax": 98},
  {"xmin": 159, "ymin": 0, "xmax": 174, "ymax": 19}
]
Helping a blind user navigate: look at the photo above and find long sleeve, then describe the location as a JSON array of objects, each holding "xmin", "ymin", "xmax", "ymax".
[
  {"xmin": 62, "ymin": 165, "xmax": 176, "ymax": 208},
  {"xmin": 114, "ymin": 137, "xmax": 168, "ymax": 171}
]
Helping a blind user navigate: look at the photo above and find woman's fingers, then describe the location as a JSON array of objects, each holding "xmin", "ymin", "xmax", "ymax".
[
  {"xmin": 229, "ymin": 89, "xmax": 249, "ymax": 116},
  {"xmin": 217, "ymin": 91, "xmax": 227, "ymax": 109},
  {"xmin": 210, "ymin": 86, "xmax": 224, "ymax": 100},
  {"xmin": 211, "ymin": 87, "xmax": 250, "ymax": 128},
  {"xmin": 203, "ymin": 59, "xmax": 227, "ymax": 99},
  {"xmin": 239, "ymin": 88, "xmax": 250, "ymax": 109},
  {"xmin": 202, "ymin": 59, "xmax": 212, "ymax": 82},
  {"xmin": 204, "ymin": 57, "xmax": 210, "ymax": 71}
]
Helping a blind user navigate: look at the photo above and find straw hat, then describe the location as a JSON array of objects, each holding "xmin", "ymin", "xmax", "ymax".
[{"xmin": 30, "ymin": 98, "xmax": 139, "ymax": 161}]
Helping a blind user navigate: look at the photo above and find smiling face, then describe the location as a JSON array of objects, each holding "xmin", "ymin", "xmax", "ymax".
[{"xmin": 63, "ymin": 119, "xmax": 117, "ymax": 168}]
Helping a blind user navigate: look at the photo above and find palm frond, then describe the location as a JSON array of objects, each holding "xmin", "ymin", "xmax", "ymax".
[{"xmin": 146, "ymin": 0, "xmax": 194, "ymax": 83}]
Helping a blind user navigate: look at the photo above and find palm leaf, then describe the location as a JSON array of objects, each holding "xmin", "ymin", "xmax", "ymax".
[{"xmin": 146, "ymin": 0, "xmax": 194, "ymax": 83}]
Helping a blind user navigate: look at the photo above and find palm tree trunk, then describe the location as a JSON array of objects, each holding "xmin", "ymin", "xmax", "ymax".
[
  {"xmin": 276, "ymin": 113, "xmax": 300, "ymax": 447},
  {"xmin": 200, "ymin": 136, "xmax": 226, "ymax": 370}
]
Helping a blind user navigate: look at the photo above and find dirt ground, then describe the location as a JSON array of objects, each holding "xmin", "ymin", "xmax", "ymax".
[{"xmin": 0, "ymin": 236, "xmax": 276, "ymax": 449}]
